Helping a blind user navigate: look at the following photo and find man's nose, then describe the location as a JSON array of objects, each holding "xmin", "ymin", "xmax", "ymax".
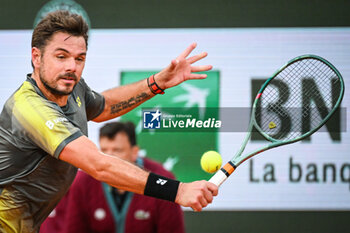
[{"xmin": 65, "ymin": 57, "xmax": 77, "ymax": 72}]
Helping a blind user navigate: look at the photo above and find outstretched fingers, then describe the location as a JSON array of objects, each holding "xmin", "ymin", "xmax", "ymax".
[
  {"xmin": 187, "ymin": 52, "xmax": 208, "ymax": 64},
  {"xmin": 191, "ymin": 65, "xmax": 213, "ymax": 73},
  {"xmin": 187, "ymin": 64, "xmax": 212, "ymax": 80},
  {"xmin": 157, "ymin": 43, "xmax": 213, "ymax": 95},
  {"xmin": 187, "ymin": 73, "xmax": 208, "ymax": 80},
  {"xmin": 177, "ymin": 42, "xmax": 197, "ymax": 60}
]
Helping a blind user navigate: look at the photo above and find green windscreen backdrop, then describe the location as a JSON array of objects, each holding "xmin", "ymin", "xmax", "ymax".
[{"xmin": 120, "ymin": 71, "xmax": 220, "ymax": 182}]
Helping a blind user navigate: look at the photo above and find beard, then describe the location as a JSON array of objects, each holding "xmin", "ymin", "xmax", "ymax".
[{"xmin": 39, "ymin": 70, "xmax": 78, "ymax": 96}]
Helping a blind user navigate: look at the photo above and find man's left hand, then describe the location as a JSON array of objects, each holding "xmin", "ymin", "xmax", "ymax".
[{"xmin": 154, "ymin": 43, "xmax": 213, "ymax": 90}]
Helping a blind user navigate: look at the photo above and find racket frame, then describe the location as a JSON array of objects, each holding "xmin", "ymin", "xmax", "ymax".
[{"xmin": 209, "ymin": 55, "xmax": 344, "ymax": 186}]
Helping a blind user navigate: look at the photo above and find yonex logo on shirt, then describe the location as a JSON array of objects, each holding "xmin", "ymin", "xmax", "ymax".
[
  {"xmin": 156, "ymin": 178, "xmax": 167, "ymax": 185},
  {"xmin": 76, "ymin": 96, "xmax": 82, "ymax": 107}
]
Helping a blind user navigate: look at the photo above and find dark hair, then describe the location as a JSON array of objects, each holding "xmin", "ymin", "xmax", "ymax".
[
  {"xmin": 99, "ymin": 122, "xmax": 137, "ymax": 146},
  {"xmin": 32, "ymin": 10, "xmax": 89, "ymax": 52}
]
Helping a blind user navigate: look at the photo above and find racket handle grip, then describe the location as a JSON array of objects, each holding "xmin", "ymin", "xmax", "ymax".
[{"xmin": 208, "ymin": 162, "xmax": 236, "ymax": 187}]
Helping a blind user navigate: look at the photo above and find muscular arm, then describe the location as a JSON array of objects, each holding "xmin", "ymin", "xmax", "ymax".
[
  {"xmin": 92, "ymin": 43, "xmax": 212, "ymax": 123},
  {"xmin": 92, "ymin": 78, "xmax": 154, "ymax": 122},
  {"xmin": 59, "ymin": 136, "xmax": 218, "ymax": 211},
  {"xmin": 59, "ymin": 135, "xmax": 148, "ymax": 194}
]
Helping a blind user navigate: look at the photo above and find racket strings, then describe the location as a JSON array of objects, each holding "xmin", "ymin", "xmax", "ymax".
[{"xmin": 256, "ymin": 58, "xmax": 341, "ymax": 141}]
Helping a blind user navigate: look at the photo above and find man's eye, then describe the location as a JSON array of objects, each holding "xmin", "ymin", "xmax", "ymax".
[
  {"xmin": 76, "ymin": 57, "xmax": 85, "ymax": 62},
  {"xmin": 57, "ymin": 55, "xmax": 65, "ymax": 59}
]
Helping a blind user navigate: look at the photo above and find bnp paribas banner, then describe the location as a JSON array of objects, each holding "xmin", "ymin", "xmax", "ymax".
[{"xmin": 120, "ymin": 71, "xmax": 220, "ymax": 182}]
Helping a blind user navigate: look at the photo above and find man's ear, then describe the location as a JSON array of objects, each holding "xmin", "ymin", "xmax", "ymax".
[
  {"xmin": 31, "ymin": 47, "xmax": 41, "ymax": 68},
  {"xmin": 131, "ymin": 145, "xmax": 139, "ymax": 162}
]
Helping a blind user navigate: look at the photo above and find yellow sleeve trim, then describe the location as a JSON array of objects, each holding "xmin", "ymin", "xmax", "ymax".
[{"xmin": 12, "ymin": 81, "xmax": 74, "ymax": 156}]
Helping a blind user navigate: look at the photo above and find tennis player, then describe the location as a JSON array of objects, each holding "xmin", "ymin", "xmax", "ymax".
[{"xmin": 0, "ymin": 10, "xmax": 217, "ymax": 233}]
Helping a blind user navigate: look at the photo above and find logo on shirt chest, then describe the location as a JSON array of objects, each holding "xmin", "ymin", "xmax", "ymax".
[
  {"xmin": 94, "ymin": 208, "xmax": 107, "ymax": 220},
  {"xmin": 134, "ymin": 209, "xmax": 151, "ymax": 220},
  {"xmin": 76, "ymin": 96, "xmax": 82, "ymax": 107}
]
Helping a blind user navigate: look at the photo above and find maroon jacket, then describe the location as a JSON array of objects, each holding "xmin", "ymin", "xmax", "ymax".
[{"xmin": 40, "ymin": 158, "xmax": 185, "ymax": 233}]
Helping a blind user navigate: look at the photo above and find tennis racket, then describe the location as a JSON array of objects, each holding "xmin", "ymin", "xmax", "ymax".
[{"xmin": 209, "ymin": 55, "xmax": 345, "ymax": 187}]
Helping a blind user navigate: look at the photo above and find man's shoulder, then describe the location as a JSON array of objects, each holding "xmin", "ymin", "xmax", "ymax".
[
  {"xmin": 14, "ymin": 80, "xmax": 42, "ymax": 101},
  {"xmin": 12, "ymin": 78, "xmax": 56, "ymax": 110},
  {"xmin": 4, "ymin": 79, "xmax": 59, "ymax": 125},
  {"xmin": 143, "ymin": 158, "xmax": 175, "ymax": 179}
]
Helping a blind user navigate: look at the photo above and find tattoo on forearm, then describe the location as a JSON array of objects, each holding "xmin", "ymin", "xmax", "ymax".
[{"xmin": 110, "ymin": 92, "xmax": 150, "ymax": 114}]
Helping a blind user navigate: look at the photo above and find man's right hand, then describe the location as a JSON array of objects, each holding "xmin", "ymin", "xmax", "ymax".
[{"xmin": 175, "ymin": 181, "xmax": 218, "ymax": 211}]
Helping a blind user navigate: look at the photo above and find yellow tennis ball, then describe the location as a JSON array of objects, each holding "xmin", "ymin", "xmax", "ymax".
[{"xmin": 200, "ymin": 151, "xmax": 222, "ymax": 173}]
